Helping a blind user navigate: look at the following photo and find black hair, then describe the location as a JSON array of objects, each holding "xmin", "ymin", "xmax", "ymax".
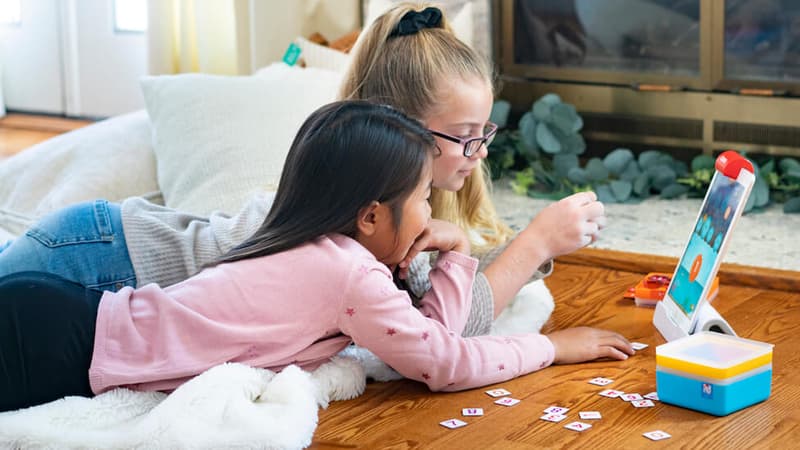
[{"xmin": 213, "ymin": 100, "xmax": 435, "ymax": 265}]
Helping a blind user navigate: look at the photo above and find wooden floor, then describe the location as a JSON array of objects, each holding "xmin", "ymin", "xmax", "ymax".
[
  {"xmin": 311, "ymin": 251, "xmax": 800, "ymax": 449},
  {"xmin": 0, "ymin": 113, "xmax": 93, "ymax": 157}
]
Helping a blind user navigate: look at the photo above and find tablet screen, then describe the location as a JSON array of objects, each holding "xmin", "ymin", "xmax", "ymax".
[{"xmin": 667, "ymin": 173, "xmax": 746, "ymax": 318}]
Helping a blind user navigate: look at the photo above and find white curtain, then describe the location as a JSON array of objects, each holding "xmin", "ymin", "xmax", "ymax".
[
  {"xmin": 0, "ymin": 60, "xmax": 5, "ymax": 117},
  {"xmin": 147, "ymin": 0, "xmax": 360, "ymax": 76}
]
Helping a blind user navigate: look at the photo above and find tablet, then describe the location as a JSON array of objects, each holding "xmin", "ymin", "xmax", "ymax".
[{"xmin": 660, "ymin": 151, "xmax": 755, "ymax": 334}]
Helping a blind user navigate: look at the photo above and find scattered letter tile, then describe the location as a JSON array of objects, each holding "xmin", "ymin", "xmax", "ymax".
[
  {"xmin": 588, "ymin": 377, "xmax": 614, "ymax": 386},
  {"xmin": 643, "ymin": 392, "xmax": 659, "ymax": 401},
  {"xmin": 631, "ymin": 342, "xmax": 649, "ymax": 351},
  {"xmin": 543, "ymin": 406, "xmax": 569, "ymax": 415},
  {"xmin": 643, "ymin": 430, "xmax": 671, "ymax": 441},
  {"xmin": 540, "ymin": 413, "xmax": 568, "ymax": 423},
  {"xmin": 440, "ymin": 419, "xmax": 467, "ymax": 429},
  {"xmin": 598, "ymin": 389, "xmax": 624, "ymax": 398},
  {"xmin": 632, "ymin": 399, "xmax": 655, "ymax": 408},
  {"xmin": 494, "ymin": 397, "xmax": 520, "ymax": 407},
  {"xmin": 462, "ymin": 408, "xmax": 483, "ymax": 416},
  {"xmin": 579, "ymin": 411, "xmax": 602, "ymax": 420},
  {"xmin": 564, "ymin": 421, "xmax": 592, "ymax": 432},
  {"xmin": 621, "ymin": 393, "xmax": 643, "ymax": 402},
  {"xmin": 485, "ymin": 388, "xmax": 511, "ymax": 398}
]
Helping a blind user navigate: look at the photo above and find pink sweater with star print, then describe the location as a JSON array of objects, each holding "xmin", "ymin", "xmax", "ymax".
[{"xmin": 88, "ymin": 234, "xmax": 555, "ymax": 394}]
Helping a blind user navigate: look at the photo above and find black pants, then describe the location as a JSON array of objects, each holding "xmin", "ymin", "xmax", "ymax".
[{"xmin": 0, "ymin": 271, "xmax": 101, "ymax": 412}]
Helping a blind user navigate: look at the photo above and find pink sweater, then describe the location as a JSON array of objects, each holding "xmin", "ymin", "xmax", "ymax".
[{"xmin": 89, "ymin": 234, "xmax": 555, "ymax": 394}]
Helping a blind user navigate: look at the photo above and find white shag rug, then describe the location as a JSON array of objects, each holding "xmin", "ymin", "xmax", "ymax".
[
  {"xmin": 0, "ymin": 358, "xmax": 365, "ymax": 450},
  {"xmin": 0, "ymin": 280, "xmax": 554, "ymax": 449}
]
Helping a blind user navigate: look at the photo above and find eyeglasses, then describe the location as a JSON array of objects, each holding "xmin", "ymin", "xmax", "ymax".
[{"xmin": 428, "ymin": 121, "xmax": 498, "ymax": 157}]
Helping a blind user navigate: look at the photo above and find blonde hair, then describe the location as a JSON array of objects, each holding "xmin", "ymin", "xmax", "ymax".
[{"xmin": 339, "ymin": 2, "xmax": 513, "ymax": 251}]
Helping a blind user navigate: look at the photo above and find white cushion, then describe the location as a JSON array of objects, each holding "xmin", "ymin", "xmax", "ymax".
[
  {"xmin": 141, "ymin": 63, "xmax": 342, "ymax": 216},
  {"xmin": 0, "ymin": 110, "xmax": 157, "ymax": 237}
]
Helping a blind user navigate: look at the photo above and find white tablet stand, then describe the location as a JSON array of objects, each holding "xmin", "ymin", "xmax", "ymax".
[
  {"xmin": 654, "ymin": 300, "xmax": 737, "ymax": 342},
  {"xmin": 652, "ymin": 151, "xmax": 754, "ymax": 342}
]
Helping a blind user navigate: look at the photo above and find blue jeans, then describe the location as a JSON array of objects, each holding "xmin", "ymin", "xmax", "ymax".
[{"xmin": 0, "ymin": 200, "xmax": 136, "ymax": 292}]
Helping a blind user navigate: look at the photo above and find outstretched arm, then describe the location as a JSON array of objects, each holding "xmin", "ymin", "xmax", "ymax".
[
  {"xmin": 338, "ymin": 256, "xmax": 632, "ymax": 392},
  {"xmin": 483, "ymin": 191, "xmax": 606, "ymax": 314}
]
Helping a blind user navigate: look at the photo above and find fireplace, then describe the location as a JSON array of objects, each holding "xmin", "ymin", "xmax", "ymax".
[{"xmin": 493, "ymin": 0, "xmax": 800, "ymax": 160}]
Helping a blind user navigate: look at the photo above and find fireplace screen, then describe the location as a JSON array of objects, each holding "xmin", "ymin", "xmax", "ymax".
[
  {"xmin": 501, "ymin": 0, "xmax": 800, "ymax": 94},
  {"xmin": 513, "ymin": 0, "xmax": 700, "ymax": 77},
  {"xmin": 723, "ymin": 0, "xmax": 800, "ymax": 83}
]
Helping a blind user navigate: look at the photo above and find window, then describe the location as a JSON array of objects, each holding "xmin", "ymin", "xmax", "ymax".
[
  {"xmin": 113, "ymin": 0, "xmax": 147, "ymax": 33},
  {"xmin": 0, "ymin": 0, "xmax": 21, "ymax": 25}
]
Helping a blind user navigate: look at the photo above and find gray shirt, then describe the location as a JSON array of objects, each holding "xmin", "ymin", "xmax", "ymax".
[{"xmin": 120, "ymin": 193, "xmax": 551, "ymax": 337}]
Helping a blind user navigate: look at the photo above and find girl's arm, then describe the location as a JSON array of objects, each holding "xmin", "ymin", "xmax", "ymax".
[
  {"xmin": 403, "ymin": 253, "xmax": 494, "ymax": 336},
  {"xmin": 121, "ymin": 192, "xmax": 274, "ymax": 287},
  {"xmin": 338, "ymin": 255, "xmax": 633, "ymax": 391},
  {"xmin": 483, "ymin": 191, "xmax": 606, "ymax": 314},
  {"xmin": 397, "ymin": 219, "xmax": 470, "ymax": 274},
  {"xmin": 395, "ymin": 219, "xmax": 476, "ymax": 333},
  {"xmin": 338, "ymin": 254, "xmax": 553, "ymax": 391}
]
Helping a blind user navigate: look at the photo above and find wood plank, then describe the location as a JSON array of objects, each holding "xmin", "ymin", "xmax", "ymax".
[
  {"xmin": 557, "ymin": 247, "xmax": 800, "ymax": 292},
  {"xmin": 311, "ymin": 262, "xmax": 800, "ymax": 448},
  {"xmin": 0, "ymin": 113, "xmax": 93, "ymax": 132},
  {"xmin": 0, "ymin": 113, "xmax": 92, "ymax": 157},
  {"xmin": 0, "ymin": 128, "xmax": 62, "ymax": 157}
]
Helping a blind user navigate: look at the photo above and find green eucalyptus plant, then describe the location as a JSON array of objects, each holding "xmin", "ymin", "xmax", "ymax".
[{"xmin": 488, "ymin": 94, "xmax": 800, "ymax": 214}]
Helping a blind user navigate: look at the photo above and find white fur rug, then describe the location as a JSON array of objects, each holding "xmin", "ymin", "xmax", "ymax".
[
  {"xmin": 491, "ymin": 279, "xmax": 554, "ymax": 336},
  {"xmin": 0, "ymin": 358, "xmax": 365, "ymax": 450},
  {"xmin": 0, "ymin": 280, "xmax": 554, "ymax": 449}
]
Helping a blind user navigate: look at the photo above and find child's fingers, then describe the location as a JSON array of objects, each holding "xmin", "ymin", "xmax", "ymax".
[
  {"xmin": 593, "ymin": 214, "xmax": 608, "ymax": 230},
  {"xmin": 582, "ymin": 199, "xmax": 605, "ymax": 220},
  {"xmin": 398, "ymin": 253, "xmax": 415, "ymax": 270},
  {"xmin": 577, "ymin": 221, "xmax": 599, "ymax": 247},
  {"xmin": 398, "ymin": 265, "xmax": 409, "ymax": 280},
  {"xmin": 601, "ymin": 332, "xmax": 634, "ymax": 355},
  {"xmin": 583, "ymin": 221, "xmax": 600, "ymax": 236},
  {"xmin": 565, "ymin": 190, "xmax": 597, "ymax": 206},
  {"xmin": 600, "ymin": 346, "xmax": 630, "ymax": 361},
  {"xmin": 399, "ymin": 233, "xmax": 432, "ymax": 269}
]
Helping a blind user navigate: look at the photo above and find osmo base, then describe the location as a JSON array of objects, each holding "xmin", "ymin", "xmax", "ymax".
[{"xmin": 654, "ymin": 300, "xmax": 736, "ymax": 342}]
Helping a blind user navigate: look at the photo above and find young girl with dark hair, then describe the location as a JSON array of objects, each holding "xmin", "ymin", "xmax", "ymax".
[{"xmin": 0, "ymin": 101, "xmax": 633, "ymax": 412}]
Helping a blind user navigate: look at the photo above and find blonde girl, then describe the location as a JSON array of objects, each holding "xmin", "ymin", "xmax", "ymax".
[{"xmin": 340, "ymin": 4, "xmax": 606, "ymax": 332}]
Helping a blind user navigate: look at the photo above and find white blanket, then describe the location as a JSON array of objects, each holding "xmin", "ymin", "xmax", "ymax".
[{"xmin": 0, "ymin": 358, "xmax": 365, "ymax": 450}]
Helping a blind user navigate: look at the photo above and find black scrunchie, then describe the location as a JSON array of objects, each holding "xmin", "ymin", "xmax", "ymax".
[{"xmin": 389, "ymin": 7, "xmax": 443, "ymax": 37}]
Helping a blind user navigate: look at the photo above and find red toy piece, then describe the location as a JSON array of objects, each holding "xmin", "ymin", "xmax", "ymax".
[
  {"xmin": 716, "ymin": 150, "xmax": 754, "ymax": 179},
  {"xmin": 626, "ymin": 272, "xmax": 719, "ymax": 307}
]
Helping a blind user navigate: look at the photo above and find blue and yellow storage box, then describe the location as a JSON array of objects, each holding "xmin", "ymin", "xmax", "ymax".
[{"xmin": 656, "ymin": 331, "xmax": 773, "ymax": 416}]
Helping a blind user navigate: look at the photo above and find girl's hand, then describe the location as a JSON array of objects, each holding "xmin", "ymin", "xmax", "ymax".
[
  {"xmin": 397, "ymin": 219, "xmax": 470, "ymax": 279},
  {"xmin": 522, "ymin": 191, "xmax": 606, "ymax": 259},
  {"xmin": 546, "ymin": 327, "xmax": 634, "ymax": 364}
]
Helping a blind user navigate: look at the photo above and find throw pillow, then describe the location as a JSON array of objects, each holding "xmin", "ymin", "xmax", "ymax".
[{"xmin": 140, "ymin": 63, "xmax": 342, "ymax": 216}]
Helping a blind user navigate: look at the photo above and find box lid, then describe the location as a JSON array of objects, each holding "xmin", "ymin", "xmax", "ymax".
[{"xmin": 656, "ymin": 332, "xmax": 773, "ymax": 379}]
